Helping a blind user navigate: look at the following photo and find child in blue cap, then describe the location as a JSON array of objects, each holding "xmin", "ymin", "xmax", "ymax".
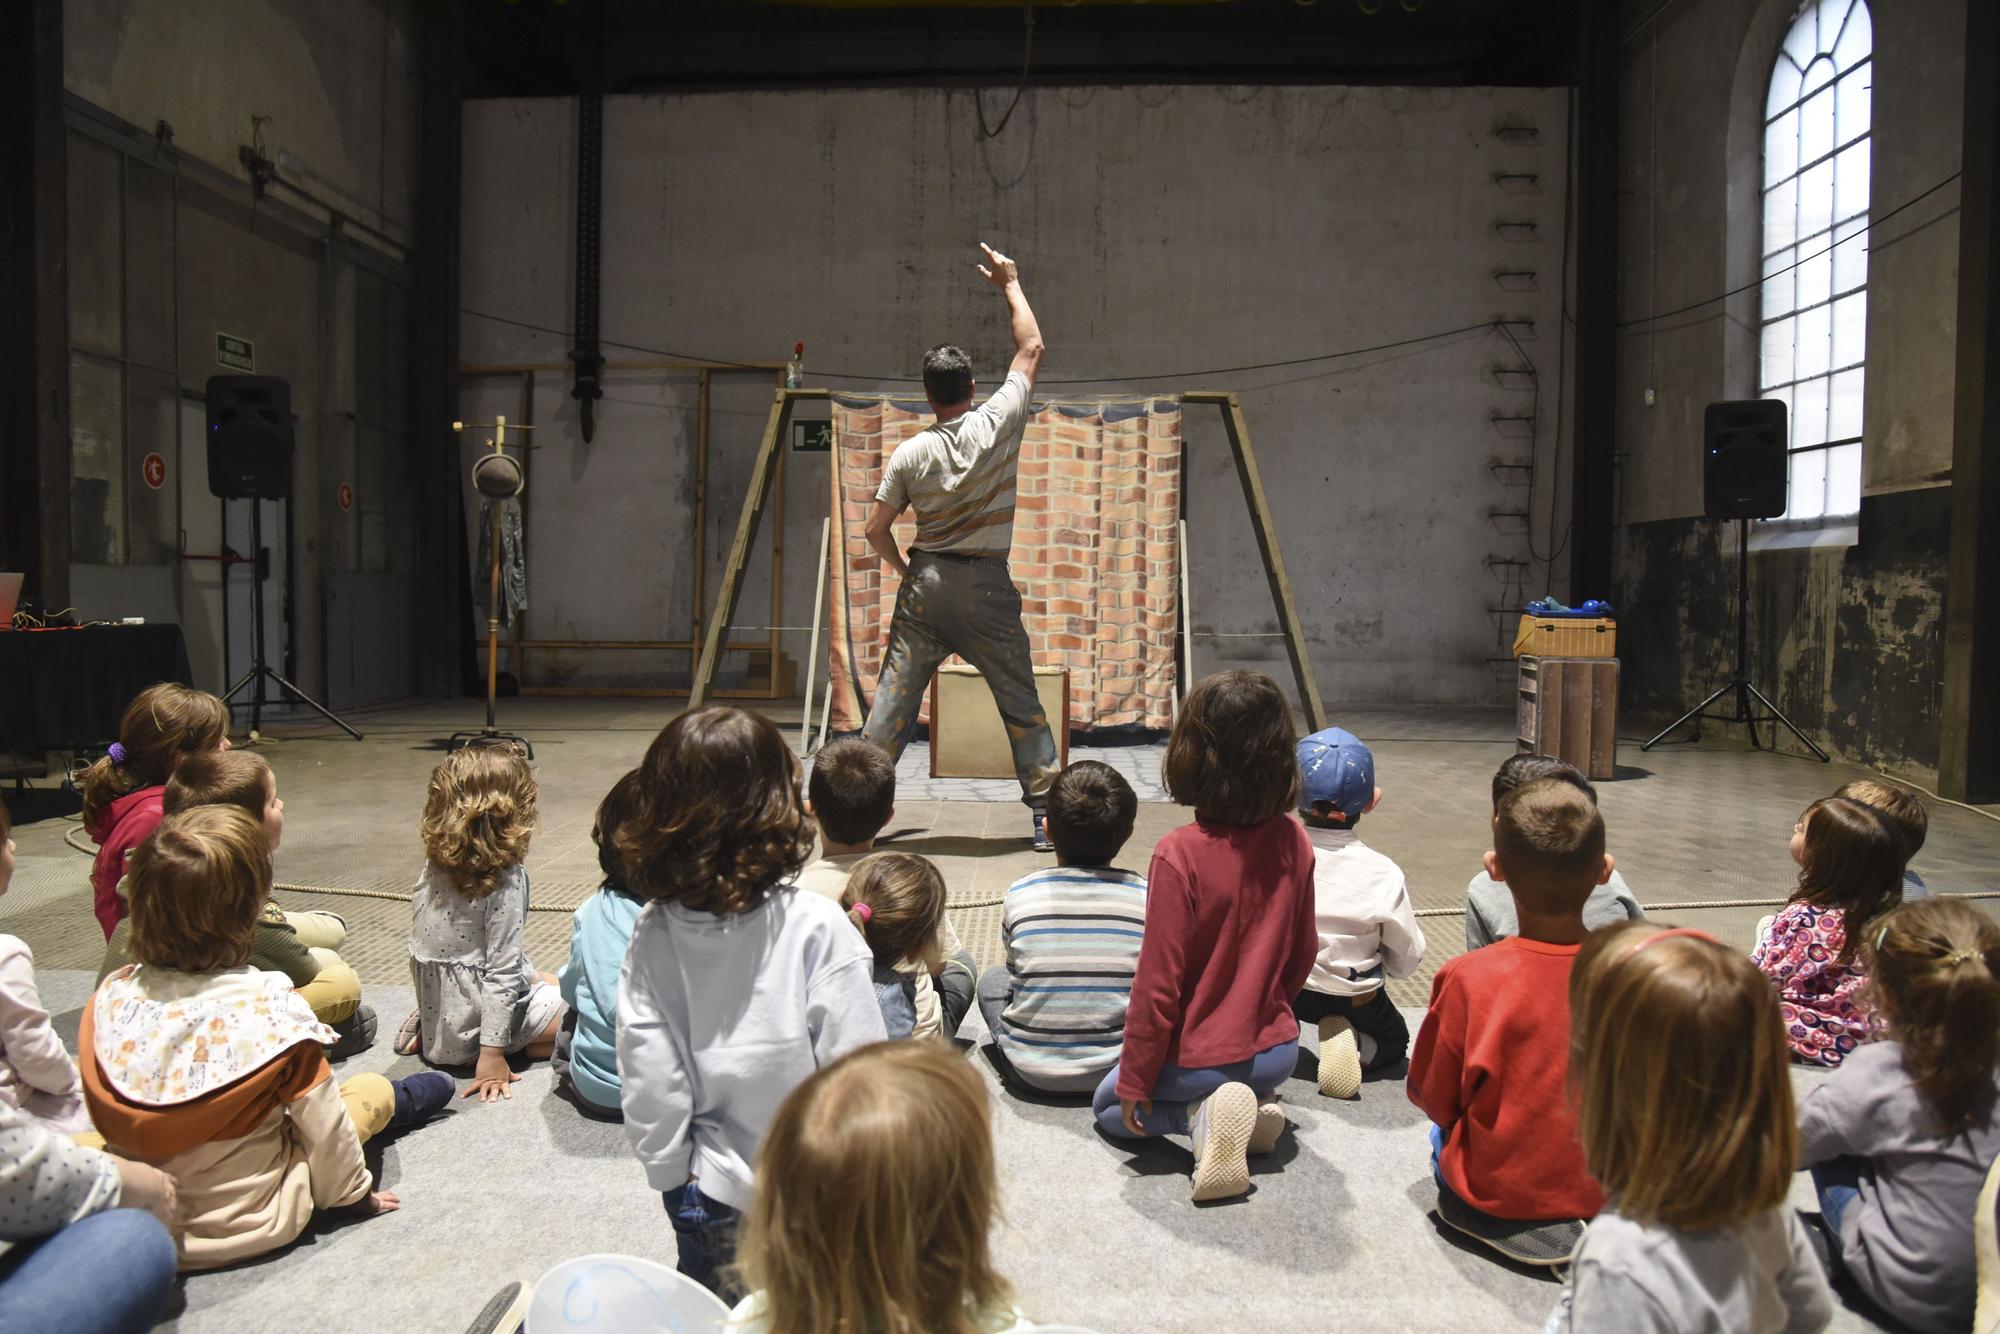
[{"xmin": 1292, "ymin": 727, "xmax": 1426, "ymax": 1098}]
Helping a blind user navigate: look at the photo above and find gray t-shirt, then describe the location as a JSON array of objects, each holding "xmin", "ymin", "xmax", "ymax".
[
  {"xmin": 1464, "ymin": 868, "xmax": 1643, "ymax": 952},
  {"xmin": 1546, "ymin": 1205, "xmax": 1832, "ymax": 1334},
  {"xmin": 875, "ymin": 371, "xmax": 1031, "ymax": 556},
  {"xmin": 1798, "ymin": 1039, "xmax": 2000, "ymax": 1333}
]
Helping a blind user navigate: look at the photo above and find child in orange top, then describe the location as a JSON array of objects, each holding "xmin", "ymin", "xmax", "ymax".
[{"xmin": 1407, "ymin": 778, "xmax": 1609, "ymax": 1266}]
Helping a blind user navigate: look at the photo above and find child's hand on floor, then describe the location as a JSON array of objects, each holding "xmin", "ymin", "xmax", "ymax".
[
  {"xmin": 1121, "ymin": 1098, "xmax": 1151, "ymax": 1137},
  {"xmin": 360, "ymin": 1190, "xmax": 400, "ymax": 1215},
  {"xmin": 464, "ymin": 1047, "xmax": 520, "ymax": 1102}
]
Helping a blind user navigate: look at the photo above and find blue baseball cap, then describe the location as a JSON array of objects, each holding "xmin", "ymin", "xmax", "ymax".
[{"xmin": 1296, "ymin": 727, "xmax": 1375, "ymax": 822}]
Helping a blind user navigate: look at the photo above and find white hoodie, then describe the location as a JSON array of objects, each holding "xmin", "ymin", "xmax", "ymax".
[{"xmin": 617, "ymin": 886, "xmax": 886, "ymax": 1211}]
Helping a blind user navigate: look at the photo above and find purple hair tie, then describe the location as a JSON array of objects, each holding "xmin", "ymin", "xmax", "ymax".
[{"xmin": 107, "ymin": 742, "xmax": 127, "ymax": 765}]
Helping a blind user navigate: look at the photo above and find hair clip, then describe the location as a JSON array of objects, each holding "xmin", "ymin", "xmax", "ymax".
[
  {"xmin": 1944, "ymin": 949, "xmax": 1979, "ymax": 967},
  {"xmin": 850, "ymin": 901, "xmax": 873, "ymax": 925},
  {"xmin": 1876, "ymin": 924, "xmax": 1890, "ymax": 953},
  {"xmin": 1622, "ymin": 925, "xmax": 1720, "ymax": 959},
  {"xmin": 107, "ymin": 742, "xmax": 127, "ymax": 765}
]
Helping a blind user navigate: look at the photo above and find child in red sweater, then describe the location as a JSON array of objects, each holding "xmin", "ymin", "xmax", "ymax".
[
  {"xmin": 1092, "ymin": 671, "xmax": 1319, "ymax": 1203},
  {"xmin": 1407, "ymin": 777, "xmax": 1609, "ymax": 1265}
]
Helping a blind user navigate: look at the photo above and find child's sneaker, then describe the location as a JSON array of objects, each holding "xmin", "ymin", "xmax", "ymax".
[
  {"xmin": 1188, "ymin": 1082, "xmax": 1256, "ymax": 1202},
  {"xmin": 1249, "ymin": 1095, "xmax": 1286, "ymax": 1155},
  {"xmin": 1028, "ymin": 809, "xmax": 1054, "ymax": 852},
  {"xmin": 393, "ymin": 1009, "xmax": 423, "ymax": 1056},
  {"xmin": 462, "ymin": 1279, "xmax": 529, "ymax": 1334},
  {"xmin": 327, "ymin": 1005, "xmax": 378, "ymax": 1060},
  {"xmin": 1317, "ymin": 1015, "xmax": 1364, "ymax": 1099},
  {"xmin": 1434, "ymin": 1181, "xmax": 1583, "ymax": 1267},
  {"xmin": 387, "ymin": 1071, "xmax": 455, "ymax": 1134}
]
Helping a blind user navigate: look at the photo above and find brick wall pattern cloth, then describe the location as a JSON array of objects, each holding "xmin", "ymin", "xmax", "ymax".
[{"xmin": 827, "ymin": 394, "xmax": 1182, "ymax": 735}]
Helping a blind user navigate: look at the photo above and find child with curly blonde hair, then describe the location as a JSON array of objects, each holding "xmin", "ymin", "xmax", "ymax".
[{"xmin": 398, "ymin": 744, "xmax": 563, "ymax": 1100}]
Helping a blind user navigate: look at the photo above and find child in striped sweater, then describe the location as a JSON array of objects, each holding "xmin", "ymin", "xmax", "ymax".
[{"xmin": 978, "ymin": 762, "xmax": 1147, "ymax": 1095}]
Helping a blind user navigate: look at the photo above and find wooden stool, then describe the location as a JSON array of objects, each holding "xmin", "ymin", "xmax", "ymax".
[
  {"xmin": 1518, "ymin": 655, "xmax": 1619, "ymax": 781},
  {"xmin": 928, "ymin": 664, "xmax": 1070, "ymax": 779}
]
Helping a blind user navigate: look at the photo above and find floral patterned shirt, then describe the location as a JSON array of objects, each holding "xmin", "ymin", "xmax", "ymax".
[{"xmin": 1751, "ymin": 902, "xmax": 1871, "ymax": 1067}]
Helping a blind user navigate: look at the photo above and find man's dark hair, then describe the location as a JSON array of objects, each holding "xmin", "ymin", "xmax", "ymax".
[
  {"xmin": 1046, "ymin": 761, "xmax": 1138, "ymax": 867},
  {"xmin": 808, "ymin": 738, "xmax": 898, "ymax": 846},
  {"xmin": 922, "ymin": 344, "xmax": 974, "ymax": 407},
  {"xmin": 1492, "ymin": 752, "xmax": 1597, "ymax": 811}
]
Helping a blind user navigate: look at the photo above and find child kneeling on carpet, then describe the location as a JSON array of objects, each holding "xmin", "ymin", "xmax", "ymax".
[
  {"xmin": 840, "ymin": 853, "xmax": 949, "ymax": 1039},
  {"xmin": 1752, "ymin": 796, "xmax": 1903, "ymax": 1067},
  {"xmin": 1463, "ymin": 754, "xmax": 1642, "ymax": 951},
  {"xmin": 728, "ymin": 1040, "xmax": 1040, "ymax": 1332},
  {"xmin": 1094, "ymin": 670, "xmax": 1319, "ymax": 1203},
  {"xmin": 96, "ymin": 750, "xmax": 376, "ymax": 1057},
  {"xmin": 798, "ymin": 738, "xmax": 974, "ymax": 1038},
  {"xmin": 1290, "ymin": 726, "xmax": 1424, "ymax": 1098},
  {"xmin": 1408, "ymin": 778, "xmax": 1608, "ymax": 1265},
  {"xmin": 553, "ymin": 768, "xmax": 645, "ymax": 1120},
  {"xmin": 82, "ymin": 806, "xmax": 452, "ymax": 1269},
  {"xmin": 978, "ymin": 760, "xmax": 1147, "ymax": 1096},
  {"xmin": 1548, "ymin": 923, "xmax": 1833, "ymax": 1333},
  {"xmin": 1797, "ymin": 898, "xmax": 2000, "ymax": 1333},
  {"xmin": 618, "ymin": 706, "xmax": 886, "ymax": 1295},
  {"xmin": 398, "ymin": 744, "xmax": 565, "ymax": 1100}
]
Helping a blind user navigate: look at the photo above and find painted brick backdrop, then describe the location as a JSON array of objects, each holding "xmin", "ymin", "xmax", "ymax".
[{"xmin": 827, "ymin": 394, "xmax": 1182, "ymax": 734}]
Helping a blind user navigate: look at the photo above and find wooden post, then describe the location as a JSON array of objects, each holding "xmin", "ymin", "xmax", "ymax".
[
  {"xmin": 691, "ymin": 368, "xmax": 710, "ymax": 684},
  {"xmin": 1177, "ymin": 515, "xmax": 1193, "ymax": 707},
  {"xmin": 800, "ymin": 517, "xmax": 830, "ymax": 750},
  {"xmin": 1183, "ymin": 392, "xmax": 1327, "ymax": 732},
  {"xmin": 691, "ymin": 389, "xmax": 828, "ymax": 708},
  {"xmin": 769, "ymin": 432, "xmax": 786, "ymax": 697}
]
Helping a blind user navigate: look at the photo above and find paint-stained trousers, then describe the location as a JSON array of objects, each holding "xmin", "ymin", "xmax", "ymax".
[{"xmin": 862, "ymin": 550, "xmax": 1058, "ymax": 809}]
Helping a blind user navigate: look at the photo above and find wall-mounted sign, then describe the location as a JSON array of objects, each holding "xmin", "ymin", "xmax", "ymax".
[
  {"xmin": 792, "ymin": 420, "xmax": 831, "ymax": 453},
  {"xmin": 337, "ymin": 482, "xmax": 354, "ymax": 512},
  {"xmin": 141, "ymin": 452, "xmax": 167, "ymax": 489},
  {"xmin": 216, "ymin": 332, "xmax": 254, "ymax": 372}
]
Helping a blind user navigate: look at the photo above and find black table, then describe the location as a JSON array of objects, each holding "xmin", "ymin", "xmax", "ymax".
[{"xmin": 0, "ymin": 624, "xmax": 193, "ymax": 753}]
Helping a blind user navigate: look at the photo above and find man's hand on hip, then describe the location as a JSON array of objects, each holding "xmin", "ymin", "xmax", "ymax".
[{"xmin": 977, "ymin": 242, "xmax": 1021, "ymax": 290}]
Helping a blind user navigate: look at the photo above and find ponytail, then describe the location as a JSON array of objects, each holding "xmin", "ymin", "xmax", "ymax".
[
  {"xmin": 81, "ymin": 684, "xmax": 230, "ymax": 824},
  {"xmin": 1868, "ymin": 899, "xmax": 2000, "ymax": 1136}
]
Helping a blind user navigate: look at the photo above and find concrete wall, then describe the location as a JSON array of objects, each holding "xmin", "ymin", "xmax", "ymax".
[
  {"xmin": 1611, "ymin": 0, "xmax": 1962, "ymax": 775},
  {"xmin": 459, "ymin": 85, "xmax": 1573, "ymax": 709}
]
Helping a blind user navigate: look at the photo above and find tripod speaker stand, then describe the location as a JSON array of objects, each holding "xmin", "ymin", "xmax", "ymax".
[
  {"xmin": 1641, "ymin": 399, "xmax": 1827, "ymax": 761},
  {"xmin": 451, "ymin": 416, "xmax": 534, "ymax": 757}
]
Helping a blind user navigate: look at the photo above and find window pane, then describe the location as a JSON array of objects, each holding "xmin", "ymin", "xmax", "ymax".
[
  {"xmin": 1763, "ymin": 246, "xmax": 1797, "ymax": 318},
  {"xmin": 69, "ymin": 352, "xmax": 125, "ymax": 565},
  {"xmin": 1765, "ymin": 383, "xmax": 1794, "ymax": 425},
  {"xmin": 1800, "ymin": 85, "xmax": 1835, "ymax": 164},
  {"xmin": 1768, "ymin": 57, "xmax": 1804, "ymax": 115},
  {"xmin": 1784, "ymin": 6, "xmax": 1822, "ymax": 67},
  {"xmin": 1766, "ymin": 109, "xmax": 1800, "ymax": 181},
  {"xmin": 1833, "ymin": 1, "xmax": 1872, "ymax": 73},
  {"xmin": 66, "ymin": 135, "xmax": 123, "ymax": 358},
  {"xmin": 1798, "ymin": 302, "xmax": 1832, "ymax": 379},
  {"xmin": 1798, "ymin": 159, "xmax": 1835, "ymax": 239},
  {"xmin": 1832, "ymin": 214, "xmax": 1868, "ymax": 292},
  {"xmin": 1764, "ymin": 178, "xmax": 1799, "ymax": 254},
  {"xmin": 1832, "ymin": 291, "xmax": 1867, "ymax": 367},
  {"xmin": 1826, "ymin": 442, "xmax": 1861, "ymax": 516},
  {"xmin": 1828, "ymin": 366, "xmax": 1864, "ymax": 440},
  {"xmin": 1796, "ymin": 239, "xmax": 1832, "ymax": 310},
  {"xmin": 1794, "ymin": 375, "xmax": 1830, "ymax": 448},
  {"xmin": 1802, "ymin": 55, "xmax": 1836, "ymax": 98},
  {"xmin": 1761, "ymin": 316, "xmax": 1798, "ymax": 388},
  {"xmin": 1834, "ymin": 140, "xmax": 1870, "ymax": 223},
  {"xmin": 1789, "ymin": 447, "xmax": 1827, "ymax": 521},
  {"xmin": 124, "ymin": 367, "xmax": 177, "ymax": 566},
  {"xmin": 1836, "ymin": 67, "xmax": 1871, "ymax": 146}
]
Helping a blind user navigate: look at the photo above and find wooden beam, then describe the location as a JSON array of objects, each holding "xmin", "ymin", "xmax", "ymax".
[
  {"xmin": 1184, "ymin": 391, "xmax": 1327, "ymax": 731},
  {"xmin": 1568, "ymin": 0, "xmax": 1619, "ymax": 599},
  {"xmin": 1941, "ymin": 0, "xmax": 2000, "ymax": 801}
]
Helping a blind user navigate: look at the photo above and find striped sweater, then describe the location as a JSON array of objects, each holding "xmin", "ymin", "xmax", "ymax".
[{"xmin": 994, "ymin": 865, "xmax": 1147, "ymax": 1091}]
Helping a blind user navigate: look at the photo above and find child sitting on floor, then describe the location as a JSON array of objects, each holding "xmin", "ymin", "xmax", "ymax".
[
  {"xmin": 1408, "ymin": 777, "xmax": 1608, "ymax": 1266},
  {"xmin": 81, "ymin": 682, "xmax": 230, "ymax": 939},
  {"xmin": 94, "ymin": 750, "xmax": 375, "ymax": 1057},
  {"xmin": 1798, "ymin": 898, "xmax": 2000, "ymax": 1332},
  {"xmin": 1752, "ymin": 795, "xmax": 1903, "ymax": 1067},
  {"xmin": 978, "ymin": 760, "xmax": 1147, "ymax": 1096},
  {"xmin": 554, "ymin": 768, "xmax": 645, "ymax": 1119},
  {"xmin": 617, "ymin": 706, "xmax": 886, "ymax": 1294},
  {"xmin": 1290, "ymin": 727, "xmax": 1424, "ymax": 1098},
  {"xmin": 1549, "ymin": 923, "xmax": 1833, "ymax": 1333},
  {"xmin": 1836, "ymin": 777, "xmax": 1931, "ymax": 901},
  {"xmin": 729, "ymin": 1040, "xmax": 1041, "ymax": 1332},
  {"xmin": 82, "ymin": 806, "xmax": 452, "ymax": 1268},
  {"xmin": 398, "ymin": 744, "xmax": 565, "ymax": 1100},
  {"xmin": 0, "ymin": 798, "xmax": 92, "ymax": 1134},
  {"xmin": 797, "ymin": 738, "xmax": 974, "ymax": 1039},
  {"xmin": 841, "ymin": 853, "xmax": 949, "ymax": 1040},
  {"xmin": 1095, "ymin": 670, "xmax": 1319, "ymax": 1204},
  {"xmin": 1464, "ymin": 753, "xmax": 1642, "ymax": 951}
]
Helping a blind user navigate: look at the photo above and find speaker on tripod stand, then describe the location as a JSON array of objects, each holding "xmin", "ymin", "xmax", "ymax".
[
  {"xmin": 1641, "ymin": 399, "xmax": 1828, "ymax": 760},
  {"xmin": 206, "ymin": 375, "xmax": 362, "ymax": 741}
]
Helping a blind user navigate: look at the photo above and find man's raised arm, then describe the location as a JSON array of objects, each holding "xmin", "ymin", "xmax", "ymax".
[{"xmin": 977, "ymin": 242, "xmax": 1045, "ymax": 391}]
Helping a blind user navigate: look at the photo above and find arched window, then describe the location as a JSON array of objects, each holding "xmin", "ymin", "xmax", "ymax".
[{"xmin": 1760, "ymin": 0, "xmax": 1870, "ymax": 521}]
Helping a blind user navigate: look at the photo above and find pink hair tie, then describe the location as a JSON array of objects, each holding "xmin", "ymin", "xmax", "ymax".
[
  {"xmin": 851, "ymin": 902, "xmax": 872, "ymax": 925},
  {"xmin": 1623, "ymin": 926, "xmax": 1720, "ymax": 959}
]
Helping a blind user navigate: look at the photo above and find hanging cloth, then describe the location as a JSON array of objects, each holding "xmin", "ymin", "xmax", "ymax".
[{"xmin": 475, "ymin": 496, "xmax": 528, "ymax": 627}]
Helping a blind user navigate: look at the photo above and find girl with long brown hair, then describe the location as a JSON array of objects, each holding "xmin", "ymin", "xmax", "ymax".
[{"xmin": 1798, "ymin": 898, "xmax": 2000, "ymax": 1333}]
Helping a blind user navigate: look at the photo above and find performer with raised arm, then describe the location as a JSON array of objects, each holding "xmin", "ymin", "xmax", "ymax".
[{"xmin": 862, "ymin": 242, "xmax": 1059, "ymax": 850}]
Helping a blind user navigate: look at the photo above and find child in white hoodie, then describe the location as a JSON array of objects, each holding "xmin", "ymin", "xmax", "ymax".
[{"xmin": 616, "ymin": 706, "xmax": 886, "ymax": 1297}]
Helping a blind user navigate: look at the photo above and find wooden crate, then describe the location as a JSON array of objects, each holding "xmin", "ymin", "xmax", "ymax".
[
  {"xmin": 1517, "ymin": 655, "xmax": 1619, "ymax": 780},
  {"xmin": 929, "ymin": 664, "xmax": 1070, "ymax": 779},
  {"xmin": 1513, "ymin": 616, "xmax": 1617, "ymax": 658}
]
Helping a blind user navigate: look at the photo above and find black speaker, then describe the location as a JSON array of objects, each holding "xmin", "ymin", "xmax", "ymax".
[
  {"xmin": 205, "ymin": 376, "xmax": 294, "ymax": 500},
  {"xmin": 1703, "ymin": 398, "xmax": 1788, "ymax": 520}
]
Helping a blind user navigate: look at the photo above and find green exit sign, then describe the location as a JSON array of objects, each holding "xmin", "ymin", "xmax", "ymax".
[
  {"xmin": 216, "ymin": 332, "xmax": 254, "ymax": 372},
  {"xmin": 791, "ymin": 421, "xmax": 831, "ymax": 453}
]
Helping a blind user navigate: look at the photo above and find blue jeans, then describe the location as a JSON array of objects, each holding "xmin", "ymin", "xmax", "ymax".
[
  {"xmin": 1092, "ymin": 1039, "xmax": 1297, "ymax": 1138},
  {"xmin": 666, "ymin": 1183, "xmax": 740, "ymax": 1297},
  {"xmin": 0, "ymin": 1208, "xmax": 177, "ymax": 1334},
  {"xmin": 1811, "ymin": 1155, "xmax": 1865, "ymax": 1239}
]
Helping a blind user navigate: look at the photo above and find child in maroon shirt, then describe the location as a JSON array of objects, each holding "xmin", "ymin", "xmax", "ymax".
[
  {"xmin": 1092, "ymin": 671, "xmax": 1319, "ymax": 1203},
  {"xmin": 1408, "ymin": 777, "xmax": 1610, "ymax": 1265}
]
